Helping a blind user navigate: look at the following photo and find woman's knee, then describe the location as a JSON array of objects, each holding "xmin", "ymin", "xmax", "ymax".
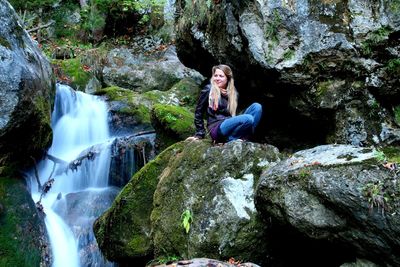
[
  {"xmin": 251, "ymin": 102, "xmax": 262, "ymax": 112},
  {"xmin": 240, "ymin": 114, "xmax": 254, "ymax": 126}
]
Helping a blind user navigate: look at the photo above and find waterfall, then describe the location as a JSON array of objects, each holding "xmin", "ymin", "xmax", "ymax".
[{"xmin": 28, "ymin": 84, "xmax": 118, "ymax": 267}]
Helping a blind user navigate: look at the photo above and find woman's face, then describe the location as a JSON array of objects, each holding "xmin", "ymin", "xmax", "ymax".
[{"xmin": 213, "ymin": 69, "xmax": 228, "ymax": 89}]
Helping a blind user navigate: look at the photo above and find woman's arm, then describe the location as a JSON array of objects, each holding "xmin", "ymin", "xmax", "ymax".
[{"xmin": 193, "ymin": 84, "xmax": 210, "ymax": 138}]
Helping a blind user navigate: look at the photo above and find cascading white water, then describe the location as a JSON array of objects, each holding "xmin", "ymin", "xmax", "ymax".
[{"xmin": 29, "ymin": 84, "xmax": 115, "ymax": 267}]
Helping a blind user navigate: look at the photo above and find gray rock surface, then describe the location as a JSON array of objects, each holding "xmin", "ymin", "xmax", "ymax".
[
  {"xmin": 0, "ymin": 0, "xmax": 54, "ymax": 170},
  {"xmin": 256, "ymin": 144, "xmax": 400, "ymax": 266}
]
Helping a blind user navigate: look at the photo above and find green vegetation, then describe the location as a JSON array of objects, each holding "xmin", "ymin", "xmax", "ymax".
[
  {"xmin": 147, "ymin": 255, "xmax": 181, "ymax": 266},
  {"xmin": 362, "ymin": 181, "xmax": 389, "ymax": 214},
  {"xmin": 367, "ymin": 99, "xmax": 380, "ymax": 119},
  {"xmin": 394, "ymin": 105, "xmax": 400, "ymax": 126},
  {"xmin": 264, "ymin": 9, "xmax": 282, "ymax": 44},
  {"xmin": 316, "ymin": 81, "xmax": 330, "ymax": 97},
  {"xmin": 176, "ymin": 0, "xmax": 215, "ymax": 31},
  {"xmin": 361, "ymin": 26, "xmax": 393, "ymax": 55},
  {"xmin": 389, "ymin": 0, "xmax": 400, "ymax": 13},
  {"xmin": 382, "ymin": 146, "xmax": 400, "ymax": 163},
  {"xmin": 52, "ymin": 57, "xmax": 92, "ymax": 90},
  {"xmin": 181, "ymin": 209, "xmax": 193, "ymax": 234},
  {"xmin": 386, "ymin": 58, "xmax": 400, "ymax": 75},
  {"xmin": 374, "ymin": 150, "xmax": 387, "ymax": 162},
  {"xmin": 10, "ymin": 0, "xmax": 166, "ymax": 48},
  {"xmin": 297, "ymin": 168, "xmax": 311, "ymax": 179},
  {"xmin": 283, "ymin": 48, "xmax": 295, "ymax": 60},
  {"xmin": 151, "ymin": 104, "xmax": 195, "ymax": 139},
  {"xmin": 9, "ymin": 0, "xmax": 58, "ymax": 11}
]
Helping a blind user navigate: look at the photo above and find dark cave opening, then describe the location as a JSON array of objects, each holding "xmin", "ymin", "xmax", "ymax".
[{"xmin": 235, "ymin": 75, "xmax": 335, "ymax": 153}]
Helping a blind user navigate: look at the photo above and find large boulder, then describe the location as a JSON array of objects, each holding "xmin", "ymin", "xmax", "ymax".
[
  {"xmin": 174, "ymin": 0, "xmax": 400, "ymax": 148},
  {"xmin": 102, "ymin": 45, "xmax": 204, "ymax": 93},
  {"xmin": 0, "ymin": 0, "xmax": 54, "ymax": 171},
  {"xmin": 256, "ymin": 144, "xmax": 400, "ymax": 266},
  {"xmin": 0, "ymin": 177, "xmax": 50, "ymax": 266},
  {"xmin": 151, "ymin": 140, "xmax": 280, "ymax": 265}
]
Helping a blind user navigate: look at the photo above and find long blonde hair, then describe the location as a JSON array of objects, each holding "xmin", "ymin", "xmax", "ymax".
[{"xmin": 209, "ymin": 64, "xmax": 238, "ymax": 116}]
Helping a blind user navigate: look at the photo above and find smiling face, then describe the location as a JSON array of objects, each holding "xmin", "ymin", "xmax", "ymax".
[{"xmin": 212, "ymin": 68, "xmax": 228, "ymax": 89}]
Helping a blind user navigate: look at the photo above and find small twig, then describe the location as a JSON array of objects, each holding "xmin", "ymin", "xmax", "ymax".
[
  {"xmin": 142, "ymin": 146, "xmax": 146, "ymax": 165},
  {"xmin": 46, "ymin": 153, "xmax": 68, "ymax": 165},
  {"xmin": 27, "ymin": 21, "xmax": 54, "ymax": 33},
  {"xmin": 30, "ymin": 156, "xmax": 42, "ymax": 192}
]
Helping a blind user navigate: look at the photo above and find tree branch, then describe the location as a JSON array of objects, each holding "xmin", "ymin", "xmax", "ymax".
[{"xmin": 27, "ymin": 21, "xmax": 54, "ymax": 33}]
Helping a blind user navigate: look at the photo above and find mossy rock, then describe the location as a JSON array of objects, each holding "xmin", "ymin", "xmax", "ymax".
[
  {"xmin": 0, "ymin": 177, "xmax": 49, "ymax": 267},
  {"xmin": 96, "ymin": 86, "xmax": 153, "ymax": 132},
  {"xmin": 140, "ymin": 78, "xmax": 202, "ymax": 111},
  {"xmin": 151, "ymin": 104, "xmax": 195, "ymax": 150},
  {"xmin": 52, "ymin": 57, "xmax": 92, "ymax": 91},
  {"xmin": 151, "ymin": 140, "xmax": 280, "ymax": 264},
  {"xmin": 381, "ymin": 145, "xmax": 400, "ymax": 163},
  {"xmin": 167, "ymin": 78, "xmax": 202, "ymax": 110},
  {"xmin": 93, "ymin": 142, "xmax": 186, "ymax": 263}
]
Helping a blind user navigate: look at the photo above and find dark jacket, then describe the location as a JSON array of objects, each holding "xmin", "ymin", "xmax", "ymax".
[{"xmin": 194, "ymin": 84, "xmax": 231, "ymax": 139}]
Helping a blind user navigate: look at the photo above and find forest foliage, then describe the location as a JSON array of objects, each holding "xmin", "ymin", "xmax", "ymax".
[{"xmin": 8, "ymin": 0, "xmax": 166, "ymax": 44}]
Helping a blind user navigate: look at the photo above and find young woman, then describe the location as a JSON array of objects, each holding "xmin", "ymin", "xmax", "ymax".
[{"xmin": 188, "ymin": 64, "xmax": 262, "ymax": 143}]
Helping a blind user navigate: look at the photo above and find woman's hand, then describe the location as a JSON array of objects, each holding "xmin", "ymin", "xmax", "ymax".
[{"xmin": 186, "ymin": 136, "xmax": 200, "ymax": 141}]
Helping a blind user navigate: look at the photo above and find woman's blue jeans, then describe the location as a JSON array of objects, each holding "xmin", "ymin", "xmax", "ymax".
[{"xmin": 219, "ymin": 103, "xmax": 262, "ymax": 142}]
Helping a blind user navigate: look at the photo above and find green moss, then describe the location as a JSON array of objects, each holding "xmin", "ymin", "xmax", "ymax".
[
  {"xmin": 96, "ymin": 86, "xmax": 151, "ymax": 124},
  {"xmin": 0, "ymin": 177, "xmax": 44, "ymax": 267},
  {"xmin": 119, "ymin": 104, "xmax": 151, "ymax": 123},
  {"xmin": 142, "ymin": 90, "xmax": 161, "ymax": 103},
  {"xmin": 337, "ymin": 153, "xmax": 357, "ymax": 161},
  {"xmin": 96, "ymin": 86, "xmax": 134, "ymax": 101},
  {"xmin": 94, "ymin": 142, "xmax": 186, "ymax": 261},
  {"xmin": 361, "ymin": 26, "xmax": 393, "ymax": 55},
  {"xmin": 264, "ymin": 9, "xmax": 282, "ymax": 44},
  {"xmin": 170, "ymin": 78, "xmax": 202, "ymax": 108},
  {"xmin": 0, "ymin": 37, "xmax": 11, "ymax": 49},
  {"xmin": 382, "ymin": 146, "xmax": 400, "ymax": 163},
  {"xmin": 152, "ymin": 104, "xmax": 195, "ymax": 139},
  {"xmin": 32, "ymin": 95, "xmax": 52, "ymax": 150},
  {"xmin": 316, "ymin": 80, "xmax": 334, "ymax": 97},
  {"xmin": 394, "ymin": 105, "xmax": 400, "ymax": 126},
  {"xmin": 53, "ymin": 57, "xmax": 92, "ymax": 91},
  {"xmin": 177, "ymin": 0, "xmax": 215, "ymax": 30},
  {"xmin": 297, "ymin": 168, "xmax": 312, "ymax": 180},
  {"xmin": 389, "ymin": 0, "xmax": 400, "ymax": 12},
  {"xmin": 283, "ymin": 49, "xmax": 295, "ymax": 60},
  {"xmin": 386, "ymin": 58, "xmax": 400, "ymax": 75}
]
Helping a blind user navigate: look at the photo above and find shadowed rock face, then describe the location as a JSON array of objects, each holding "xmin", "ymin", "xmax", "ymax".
[
  {"xmin": 256, "ymin": 144, "xmax": 400, "ymax": 266},
  {"xmin": 174, "ymin": 0, "xmax": 400, "ymax": 149},
  {"xmin": 0, "ymin": 0, "xmax": 54, "ymax": 171}
]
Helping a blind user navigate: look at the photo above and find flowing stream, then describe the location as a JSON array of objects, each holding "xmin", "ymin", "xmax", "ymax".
[{"xmin": 28, "ymin": 84, "xmax": 154, "ymax": 266}]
